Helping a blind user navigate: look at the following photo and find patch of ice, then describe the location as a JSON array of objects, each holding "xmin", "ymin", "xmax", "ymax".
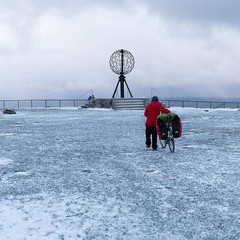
[
  {"xmin": 13, "ymin": 171, "xmax": 28, "ymax": 176},
  {"xmin": 0, "ymin": 157, "xmax": 12, "ymax": 165},
  {"xmin": 0, "ymin": 133, "xmax": 14, "ymax": 136}
]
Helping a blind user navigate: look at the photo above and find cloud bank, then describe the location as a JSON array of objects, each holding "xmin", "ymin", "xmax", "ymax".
[{"xmin": 0, "ymin": 0, "xmax": 240, "ymax": 99}]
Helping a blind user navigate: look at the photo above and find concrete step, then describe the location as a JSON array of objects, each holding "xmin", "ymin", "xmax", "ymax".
[{"xmin": 112, "ymin": 98, "xmax": 149, "ymax": 110}]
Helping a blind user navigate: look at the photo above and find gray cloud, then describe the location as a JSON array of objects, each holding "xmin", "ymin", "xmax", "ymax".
[
  {"xmin": 0, "ymin": 0, "xmax": 239, "ymax": 99},
  {"xmin": 143, "ymin": 0, "xmax": 240, "ymax": 27}
]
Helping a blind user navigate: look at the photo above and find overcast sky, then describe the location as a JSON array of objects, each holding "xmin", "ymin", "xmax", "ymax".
[{"xmin": 0, "ymin": 0, "xmax": 240, "ymax": 99}]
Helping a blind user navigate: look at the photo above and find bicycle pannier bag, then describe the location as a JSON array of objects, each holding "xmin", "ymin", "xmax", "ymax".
[
  {"xmin": 156, "ymin": 118, "xmax": 168, "ymax": 140},
  {"xmin": 172, "ymin": 115, "xmax": 182, "ymax": 138}
]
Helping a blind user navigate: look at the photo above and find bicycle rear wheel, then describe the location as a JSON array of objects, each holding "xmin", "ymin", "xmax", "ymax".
[{"xmin": 168, "ymin": 137, "xmax": 175, "ymax": 152}]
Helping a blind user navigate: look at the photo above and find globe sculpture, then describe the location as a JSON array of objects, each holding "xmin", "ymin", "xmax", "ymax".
[{"xmin": 109, "ymin": 49, "xmax": 135, "ymax": 98}]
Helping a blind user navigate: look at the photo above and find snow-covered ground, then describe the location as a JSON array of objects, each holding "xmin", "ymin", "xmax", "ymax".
[{"xmin": 0, "ymin": 107, "xmax": 240, "ymax": 240}]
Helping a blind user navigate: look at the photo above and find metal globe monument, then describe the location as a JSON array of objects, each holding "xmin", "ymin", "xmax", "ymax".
[{"xmin": 109, "ymin": 49, "xmax": 135, "ymax": 98}]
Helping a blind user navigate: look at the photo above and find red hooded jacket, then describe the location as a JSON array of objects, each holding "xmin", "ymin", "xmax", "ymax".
[{"xmin": 144, "ymin": 101, "xmax": 171, "ymax": 127}]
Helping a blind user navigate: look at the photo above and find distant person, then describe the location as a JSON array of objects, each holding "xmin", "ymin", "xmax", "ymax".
[
  {"xmin": 144, "ymin": 96, "xmax": 171, "ymax": 150},
  {"xmin": 88, "ymin": 95, "xmax": 95, "ymax": 102}
]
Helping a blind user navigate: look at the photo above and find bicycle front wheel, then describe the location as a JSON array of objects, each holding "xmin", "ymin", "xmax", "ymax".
[{"xmin": 168, "ymin": 137, "xmax": 175, "ymax": 153}]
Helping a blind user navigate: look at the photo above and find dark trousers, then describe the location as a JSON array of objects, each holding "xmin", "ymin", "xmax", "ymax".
[{"xmin": 145, "ymin": 126, "xmax": 158, "ymax": 149}]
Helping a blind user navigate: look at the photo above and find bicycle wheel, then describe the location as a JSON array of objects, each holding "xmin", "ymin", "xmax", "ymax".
[
  {"xmin": 168, "ymin": 137, "xmax": 175, "ymax": 152},
  {"xmin": 159, "ymin": 139, "xmax": 167, "ymax": 148}
]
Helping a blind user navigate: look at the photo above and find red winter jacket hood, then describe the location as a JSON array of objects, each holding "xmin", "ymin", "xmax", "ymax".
[{"xmin": 144, "ymin": 101, "xmax": 171, "ymax": 126}]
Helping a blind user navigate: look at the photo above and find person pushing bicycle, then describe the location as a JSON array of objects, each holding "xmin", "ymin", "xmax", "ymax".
[{"xmin": 144, "ymin": 96, "xmax": 171, "ymax": 150}]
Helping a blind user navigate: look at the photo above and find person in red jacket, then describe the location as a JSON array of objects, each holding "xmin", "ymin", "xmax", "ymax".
[{"xmin": 144, "ymin": 96, "xmax": 171, "ymax": 150}]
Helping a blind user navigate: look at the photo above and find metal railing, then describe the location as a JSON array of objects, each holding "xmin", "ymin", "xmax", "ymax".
[
  {"xmin": 0, "ymin": 98, "xmax": 239, "ymax": 110},
  {"xmin": 0, "ymin": 99, "xmax": 88, "ymax": 109},
  {"xmin": 151, "ymin": 88, "xmax": 240, "ymax": 109},
  {"xmin": 160, "ymin": 99, "xmax": 240, "ymax": 109}
]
